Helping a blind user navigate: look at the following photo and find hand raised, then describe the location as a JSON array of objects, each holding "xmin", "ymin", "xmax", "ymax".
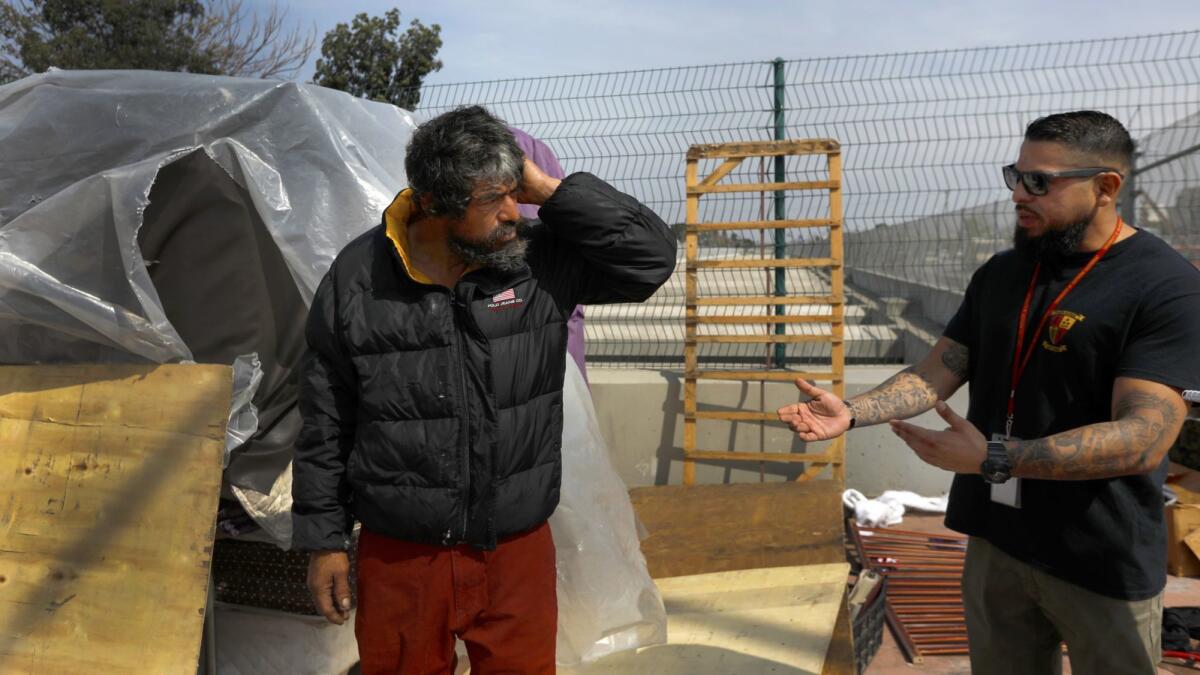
[
  {"xmin": 514, "ymin": 156, "xmax": 562, "ymax": 206},
  {"xmin": 777, "ymin": 378, "xmax": 853, "ymax": 441},
  {"xmin": 888, "ymin": 401, "xmax": 987, "ymax": 474}
]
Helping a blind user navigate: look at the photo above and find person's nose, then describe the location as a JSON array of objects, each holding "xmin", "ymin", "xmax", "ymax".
[{"xmin": 498, "ymin": 194, "xmax": 520, "ymax": 222}]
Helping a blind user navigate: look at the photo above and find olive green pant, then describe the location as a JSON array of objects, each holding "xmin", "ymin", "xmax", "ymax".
[{"xmin": 962, "ymin": 536, "xmax": 1161, "ymax": 675}]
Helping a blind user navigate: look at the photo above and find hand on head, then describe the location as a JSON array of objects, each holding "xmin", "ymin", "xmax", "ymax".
[{"xmin": 515, "ymin": 157, "xmax": 562, "ymax": 206}]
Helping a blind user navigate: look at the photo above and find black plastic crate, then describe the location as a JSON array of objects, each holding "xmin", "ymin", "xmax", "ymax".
[
  {"xmin": 211, "ymin": 534, "xmax": 359, "ymax": 616},
  {"xmin": 852, "ymin": 574, "xmax": 887, "ymax": 674}
]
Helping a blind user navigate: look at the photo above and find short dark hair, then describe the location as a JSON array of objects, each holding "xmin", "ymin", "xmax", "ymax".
[
  {"xmin": 405, "ymin": 105, "xmax": 524, "ymax": 219},
  {"xmin": 1024, "ymin": 110, "xmax": 1134, "ymax": 174}
]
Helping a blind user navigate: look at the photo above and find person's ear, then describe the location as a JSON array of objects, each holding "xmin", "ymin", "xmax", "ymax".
[
  {"xmin": 1095, "ymin": 171, "xmax": 1123, "ymax": 208},
  {"xmin": 418, "ymin": 192, "xmax": 435, "ymax": 212}
]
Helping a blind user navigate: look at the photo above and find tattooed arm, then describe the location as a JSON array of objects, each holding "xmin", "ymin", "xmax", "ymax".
[
  {"xmin": 889, "ymin": 376, "xmax": 1186, "ymax": 478},
  {"xmin": 778, "ymin": 337, "xmax": 969, "ymax": 441},
  {"xmin": 1007, "ymin": 377, "xmax": 1186, "ymax": 480},
  {"xmin": 849, "ymin": 337, "xmax": 969, "ymax": 426}
]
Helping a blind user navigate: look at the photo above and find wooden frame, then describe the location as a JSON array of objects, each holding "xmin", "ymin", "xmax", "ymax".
[{"xmin": 683, "ymin": 139, "xmax": 845, "ymax": 485}]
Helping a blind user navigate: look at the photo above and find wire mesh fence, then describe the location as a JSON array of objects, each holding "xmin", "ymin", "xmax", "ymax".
[{"xmin": 414, "ymin": 30, "xmax": 1200, "ymax": 368}]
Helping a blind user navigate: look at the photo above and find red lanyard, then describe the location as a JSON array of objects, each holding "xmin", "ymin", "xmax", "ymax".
[{"xmin": 1005, "ymin": 218, "xmax": 1123, "ymax": 439}]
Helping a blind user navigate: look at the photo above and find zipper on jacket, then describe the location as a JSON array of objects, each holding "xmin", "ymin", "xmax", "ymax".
[{"xmin": 453, "ymin": 293, "xmax": 472, "ymax": 544}]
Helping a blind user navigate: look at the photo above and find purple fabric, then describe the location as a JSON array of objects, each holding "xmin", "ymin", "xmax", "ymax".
[{"xmin": 510, "ymin": 127, "xmax": 588, "ymax": 384}]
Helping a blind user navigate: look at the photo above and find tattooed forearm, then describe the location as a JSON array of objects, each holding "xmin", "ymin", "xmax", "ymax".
[
  {"xmin": 848, "ymin": 365, "xmax": 941, "ymax": 426},
  {"xmin": 847, "ymin": 339, "xmax": 969, "ymax": 427},
  {"xmin": 940, "ymin": 342, "xmax": 970, "ymax": 380},
  {"xmin": 1009, "ymin": 389, "xmax": 1182, "ymax": 480}
]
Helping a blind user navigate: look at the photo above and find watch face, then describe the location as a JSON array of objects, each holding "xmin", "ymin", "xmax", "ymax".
[{"xmin": 982, "ymin": 443, "xmax": 1010, "ymax": 483}]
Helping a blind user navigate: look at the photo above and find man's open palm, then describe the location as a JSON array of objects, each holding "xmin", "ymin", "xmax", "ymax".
[{"xmin": 777, "ymin": 378, "xmax": 853, "ymax": 441}]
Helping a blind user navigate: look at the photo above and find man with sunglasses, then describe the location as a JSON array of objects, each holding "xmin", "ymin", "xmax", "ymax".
[
  {"xmin": 779, "ymin": 110, "xmax": 1200, "ymax": 673},
  {"xmin": 292, "ymin": 105, "xmax": 677, "ymax": 673}
]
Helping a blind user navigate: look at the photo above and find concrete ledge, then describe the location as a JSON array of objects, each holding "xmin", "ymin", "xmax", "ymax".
[{"xmin": 587, "ymin": 366, "xmax": 957, "ymax": 496}]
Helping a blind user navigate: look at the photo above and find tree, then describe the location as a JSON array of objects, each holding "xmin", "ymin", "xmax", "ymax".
[
  {"xmin": 313, "ymin": 9, "xmax": 442, "ymax": 111},
  {"xmin": 0, "ymin": 0, "xmax": 315, "ymax": 85}
]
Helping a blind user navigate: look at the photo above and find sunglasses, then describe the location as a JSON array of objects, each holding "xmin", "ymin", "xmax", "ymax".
[{"xmin": 1002, "ymin": 164, "xmax": 1122, "ymax": 197}]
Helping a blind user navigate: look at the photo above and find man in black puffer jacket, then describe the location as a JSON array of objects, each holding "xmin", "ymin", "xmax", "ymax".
[{"xmin": 292, "ymin": 105, "xmax": 676, "ymax": 674}]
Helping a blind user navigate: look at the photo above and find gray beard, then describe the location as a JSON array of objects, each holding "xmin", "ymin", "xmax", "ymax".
[
  {"xmin": 1013, "ymin": 216, "xmax": 1090, "ymax": 267},
  {"xmin": 448, "ymin": 219, "xmax": 532, "ymax": 273}
]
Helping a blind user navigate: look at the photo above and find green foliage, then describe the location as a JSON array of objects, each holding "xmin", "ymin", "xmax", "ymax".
[
  {"xmin": 1, "ymin": 0, "xmax": 218, "ymax": 83},
  {"xmin": 313, "ymin": 8, "xmax": 442, "ymax": 110},
  {"xmin": 0, "ymin": 0, "xmax": 315, "ymax": 86}
]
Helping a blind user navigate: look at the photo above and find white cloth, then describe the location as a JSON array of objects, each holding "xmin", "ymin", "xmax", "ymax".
[{"xmin": 843, "ymin": 489, "xmax": 949, "ymax": 527}]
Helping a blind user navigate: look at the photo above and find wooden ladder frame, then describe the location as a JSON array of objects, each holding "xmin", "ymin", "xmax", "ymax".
[{"xmin": 682, "ymin": 139, "xmax": 846, "ymax": 485}]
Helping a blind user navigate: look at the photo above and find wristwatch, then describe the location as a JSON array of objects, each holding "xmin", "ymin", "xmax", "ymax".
[
  {"xmin": 842, "ymin": 400, "xmax": 856, "ymax": 429},
  {"xmin": 980, "ymin": 441, "xmax": 1012, "ymax": 484}
]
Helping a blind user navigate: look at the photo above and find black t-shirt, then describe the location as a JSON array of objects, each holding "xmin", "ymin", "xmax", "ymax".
[{"xmin": 943, "ymin": 229, "xmax": 1200, "ymax": 600}]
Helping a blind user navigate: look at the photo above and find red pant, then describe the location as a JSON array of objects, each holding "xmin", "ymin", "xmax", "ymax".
[{"xmin": 354, "ymin": 522, "xmax": 557, "ymax": 675}]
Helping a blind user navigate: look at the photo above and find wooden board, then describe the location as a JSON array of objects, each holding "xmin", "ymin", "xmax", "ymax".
[
  {"xmin": 0, "ymin": 364, "xmax": 231, "ymax": 674},
  {"xmin": 560, "ymin": 563, "xmax": 849, "ymax": 674},
  {"xmin": 687, "ymin": 139, "xmax": 840, "ymax": 159},
  {"xmin": 629, "ymin": 481, "xmax": 844, "ymax": 579}
]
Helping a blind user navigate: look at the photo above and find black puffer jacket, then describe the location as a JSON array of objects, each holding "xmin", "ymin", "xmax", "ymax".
[{"xmin": 292, "ymin": 173, "xmax": 676, "ymax": 551}]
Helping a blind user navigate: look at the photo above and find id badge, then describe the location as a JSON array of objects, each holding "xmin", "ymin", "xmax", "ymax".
[{"xmin": 989, "ymin": 432, "xmax": 1021, "ymax": 508}]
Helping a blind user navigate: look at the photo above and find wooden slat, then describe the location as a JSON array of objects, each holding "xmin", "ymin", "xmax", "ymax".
[
  {"xmin": 628, "ymin": 482, "xmax": 845, "ymax": 577},
  {"xmin": 798, "ymin": 462, "xmax": 833, "ymax": 482},
  {"xmin": 687, "ymin": 219, "xmax": 837, "ymax": 231},
  {"xmin": 689, "ymin": 180, "xmax": 838, "ymax": 195},
  {"xmin": 695, "ymin": 295, "xmax": 836, "ymax": 306},
  {"xmin": 687, "ymin": 139, "xmax": 840, "ymax": 160},
  {"xmin": 698, "ymin": 157, "xmax": 744, "ymax": 187},
  {"xmin": 0, "ymin": 364, "xmax": 230, "ymax": 673},
  {"xmin": 827, "ymin": 150, "xmax": 846, "ymax": 485},
  {"xmin": 688, "ymin": 370, "xmax": 838, "ymax": 382},
  {"xmin": 689, "ymin": 334, "xmax": 838, "ymax": 344},
  {"xmin": 686, "ymin": 450, "xmax": 836, "ymax": 463},
  {"xmin": 690, "ymin": 411, "xmax": 781, "ymax": 421},
  {"xmin": 690, "ymin": 315, "xmax": 837, "ymax": 325},
  {"xmin": 693, "ymin": 258, "xmax": 838, "ymax": 269},
  {"xmin": 684, "ymin": 157, "xmax": 700, "ymax": 486}
]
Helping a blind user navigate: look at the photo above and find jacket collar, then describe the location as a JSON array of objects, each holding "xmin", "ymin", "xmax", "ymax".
[{"xmin": 382, "ymin": 189, "xmax": 435, "ymax": 285}]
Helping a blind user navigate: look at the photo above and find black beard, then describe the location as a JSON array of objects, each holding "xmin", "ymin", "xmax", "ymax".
[
  {"xmin": 1013, "ymin": 216, "xmax": 1089, "ymax": 267},
  {"xmin": 448, "ymin": 218, "xmax": 533, "ymax": 273}
]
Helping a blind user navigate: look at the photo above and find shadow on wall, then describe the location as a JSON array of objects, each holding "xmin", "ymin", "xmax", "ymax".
[{"xmin": 653, "ymin": 371, "xmax": 816, "ymax": 486}]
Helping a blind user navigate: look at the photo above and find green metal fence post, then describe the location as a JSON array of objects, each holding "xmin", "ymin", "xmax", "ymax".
[
  {"xmin": 773, "ymin": 58, "xmax": 787, "ymax": 366},
  {"xmin": 1120, "ymin": 142, "xmax": 1139, "ymax": 227}
]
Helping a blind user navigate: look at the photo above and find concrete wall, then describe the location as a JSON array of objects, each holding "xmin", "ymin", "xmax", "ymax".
[{"xmin": 587, "ymin": 365, "xmax": 959, "ymax": 497}]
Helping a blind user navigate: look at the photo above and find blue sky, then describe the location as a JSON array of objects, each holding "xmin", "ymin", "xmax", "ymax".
[{"xmin": 272, "ymin": 0, "xmax": 1200, "ymax": 84}]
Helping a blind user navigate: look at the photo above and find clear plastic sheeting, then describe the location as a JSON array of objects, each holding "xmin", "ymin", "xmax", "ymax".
[
  {"xmin": 553, "ymin": 358, "xmax": 667, "ymax": 664},
  {"xmin": 226, "ymin": 353, "xmax": 264, "ymax": 467},
  {"xmin": 0, "ymin": 69, "xmax": 416, "ymax": 363}
]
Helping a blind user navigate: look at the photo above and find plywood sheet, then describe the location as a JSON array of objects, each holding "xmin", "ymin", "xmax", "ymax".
[
  {"xmin": 0, "ymin": 364, "xmax": 231, "ymax": 674},
  {"xmin": 628, "ymin": 481, "xmax": 844, "ymax": 579},
  {"xmin": 562, "ymin": 563, "xmax": 849, "ymax": 674}
]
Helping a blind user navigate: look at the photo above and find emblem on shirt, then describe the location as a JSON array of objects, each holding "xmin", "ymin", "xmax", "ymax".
[
  {"xmin": 487, "ymin": 287, "xmax": 524, "ymax": 310},
  {"xmin": 1043, "ymin": 310, "xmax": 1085, "ymax": 353}
]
